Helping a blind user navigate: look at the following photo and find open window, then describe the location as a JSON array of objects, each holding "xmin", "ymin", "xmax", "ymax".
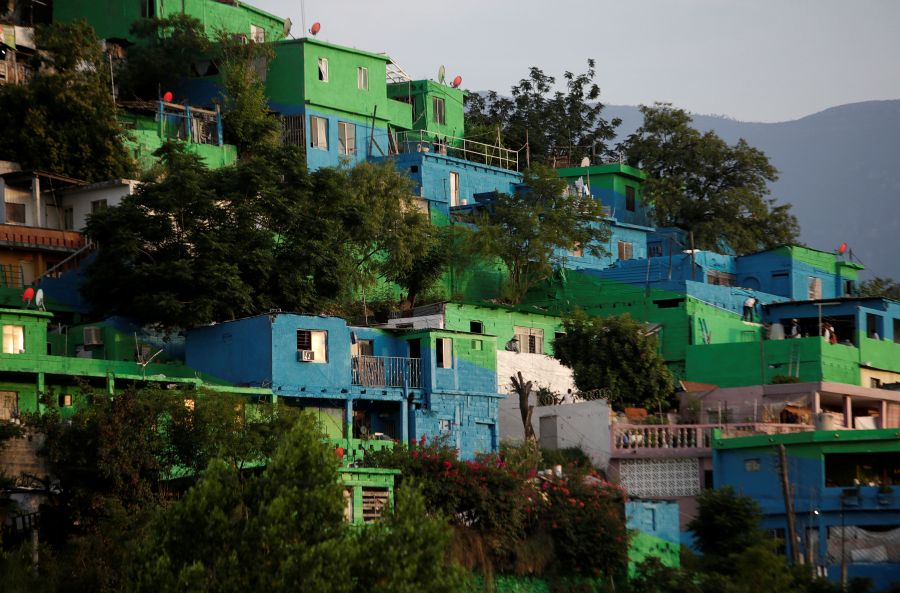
[
  {"xmin": 2, "ymin": 325, "xmax": 24, "ymax": 354},
  {"xmin": 357, "ymin": 66, "xmax": 368, "ymax": 90},
  {"xmin": 317, "ymin": 57, "xmax": 328, "ymax": 82},
  {"xmin": 625, "ymin": 186, "xmax": 636, "ymax": 211},
  {"xmin": 435, "ymin": 337, "xmax": 453, "ymax": 368},
  {"xmin": 5, "ymin": 202, "xmax": 25, "ymax": 224},
  {"xmin": 433, "ymin": 97, "xmax": 445, "ymax": 125},
  {"xmin": 617, "ymin": 241, "xmax": 633, "ymax": 261},
  {"xmin": 338, "ymin": 122, "xmax": 356, "ymax": 155},
  {"xmin": 514, "ymin": 326, "xmax": 544, "ymax": 354},
  {"xmin": 310, "ymin": 116, "xmax": 328, "ymax": 150},
  {"xmin": 297, "ymin": 329, "xmax": 327, "ymax": 363}
]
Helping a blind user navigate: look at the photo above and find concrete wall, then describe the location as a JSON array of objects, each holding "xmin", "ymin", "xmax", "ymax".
[
  {"xmin": 496, "ymin": 350, "xmax": 575, "ymax": 397},
  {"xmin": 185, "ymin": 315, "xmax": 274, "ymax": 387},
  {"xmin": 626, "ymin": 500, "xmax": 681, "ymax": 575},
  {"xmin": 61, "ymin": 180, "xmax": 138, "ymax": 231}
]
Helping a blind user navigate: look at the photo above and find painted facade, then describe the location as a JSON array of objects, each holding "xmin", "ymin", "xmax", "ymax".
[
  {"xmin": 713, "ymin": 429, "xmax": 900, "ymax": 589},
  {"xmin": 185, "ymin": 312, "xmax": 503, "ymax": 459},
  {"xmin": 52, "ymin": 0, "xmax": 288, "ymax": 44},
  {"xmin": 626, "ymin": 500, "xmax": 681, "ymax": 576}
]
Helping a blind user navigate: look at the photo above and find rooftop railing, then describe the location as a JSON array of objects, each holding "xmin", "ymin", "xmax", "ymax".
[
  {"xmin": 611, "ymin": 423, "xmax": 813, "ymax": 457},
  {"xmin": 392, "ymin": 130, "xmax": 520, "ymax": 171},
  {"xmin": 351, "ymin": 355, "xmax": 422, "ymax": 389}
]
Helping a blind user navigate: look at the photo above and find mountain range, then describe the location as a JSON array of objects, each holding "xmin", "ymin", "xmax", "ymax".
[{"xmin": 603, "ymin": 100, "xmax": 900, "ymax": 280}]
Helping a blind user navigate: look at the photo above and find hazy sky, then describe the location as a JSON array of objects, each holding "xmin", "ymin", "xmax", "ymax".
[{"xmin": 249, "ymin": 0, "xmax": 900, "ymax": 123}]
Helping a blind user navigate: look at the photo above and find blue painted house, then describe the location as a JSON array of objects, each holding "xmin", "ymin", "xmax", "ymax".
[
  {"xmin": 713, "ymin": 429, "xmax": 900, "ymax": 590},
  {"xmin": 185, "ymin": 313, "xmax": 502, "ymax": 459}
]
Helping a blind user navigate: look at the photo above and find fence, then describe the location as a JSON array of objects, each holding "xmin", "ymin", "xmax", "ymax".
[
  {"xmin": 351, "ymin": 355, "xmax": 422, "ymax": 389},
  {"xmin": 612, "ymin": 423, "xmax": 813, "ymax": 454}
]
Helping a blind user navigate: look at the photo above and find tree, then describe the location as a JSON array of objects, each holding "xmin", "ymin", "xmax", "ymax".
[
  {"xmin": 510, "ymin": 372, "xmax": 536, "ymax": 441},
  {"xmin": 466, "ymin": 60, "xmax": 620, "ymax": 166},
  {"xmin": 117, "ymin": 14, "xmax": 210, "ymax": 100},
  {"xmin": 858, "ymin": 277, "xmax": 900, "ymax": 300},
  {"xmin": 468, "ymin": 164, "xmax": 610, "ymax": 303},
  {"xmin": 386, "ymin": 224, "xmax": 469, "ymax": 310},
  {"xmin": 0, "ymin": 20, "xmax": 134, "ymax": 181},
  {"xmin": 553, "ymin": 311, "xmax": 674, "ymax": 410},
  {"xmin": 83, "ymin": 146, "xmax": 432, "ymax": 328},
  {"xmin": 687, "ymin": 486, "xmax": 765, "ymax": 572},
  {"xmin": 621, "ymin": 103, "xmax": 799, "ymax": 254}
]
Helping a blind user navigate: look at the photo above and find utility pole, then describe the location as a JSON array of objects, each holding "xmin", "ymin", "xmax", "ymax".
[{"xmin": 778, "ymin": 444, "xmax": 800, "ymax": 565}]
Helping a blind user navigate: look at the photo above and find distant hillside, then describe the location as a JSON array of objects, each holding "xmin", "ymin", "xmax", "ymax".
[{"xmin": 604, "ymin": 100, "xmax": 900, "ymax": 280}]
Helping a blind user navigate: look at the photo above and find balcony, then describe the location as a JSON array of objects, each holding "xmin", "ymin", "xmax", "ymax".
[
  {"xmin": 351, "ymin": 355, "xmax": 422, "ymax": 389},
  {"xmin": 392, "ymin": 130, "xmax": 520, "ymax": 171},
  {"xmin": 0, "ymin": 224, "xmax": 86, "ymax": 252},
  {"xmin": 611, "ymin": 423, "xmax": 813, "ymax": 459}
]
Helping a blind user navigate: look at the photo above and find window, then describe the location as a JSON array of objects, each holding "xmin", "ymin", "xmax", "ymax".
[
  {"xmin": 449, "ymin": 171, "xmax": 459, "ymax": 206},
  {"xmin": 514, "ymin": 326, "xmax": 544, "ymax": 354},
  {"xmin": 58, "ymin": 393, "xmax": 72, "ymax": 407},
  {"xmin": 469, "ymin": 320, "xmax": 483, "ymax": 334},
  {"xmin": 844, "ymin": 280, "xmax": 855, "ymax": 296},
  {"xmin": 351, "ymin": 339, "xmax": 374, "ymax": 357},
  {"xmin": 625, "ymin": 186, "xmax": 636, "ymax": 211},
  {"xmin": 744, "ymin": 458, "xmax": 761, "ymax": 472},
  {"xmin": 5, "ymin": 202, "xmax": 25, "ymax": 224},
  {"xmin": 433, "ymin": 97, "xmax": 445, "ymax": 125},
  {"xmin": 707, "ymin": 270, "xmax": 736, "ymax": 287},
  {"xmin": 317, "ymin": 57, "xmax": 328, "ymax": 82},
  {"xmin": 296, "ymin": 329, "xmax": 327, "ymax": 363},
  {"xmin": 436, "ymin": 337, "xmax": 453, "ymax": 368},
  {"xmin": 824, "ymin": 452, "xmax": 899, "ymax": 487},
  {"xmin": 140, "ymin": 0, "xmax": 155, "ymax": 18},
  {"xmin": 63, "ymin": 207, "xmax": 74, "ymax": 230},
  {"xmin": 617, "ymin": 241, "xmax": 633, "ymax": 261},
  {"xmin": 337, "ymin": 122, "xmax": 356, "ymax": 155},
  {"xmin": 871, "ymin": 378, "xmax": 882, "ymax": 389},
  {"xmin": 357, "ymin": 66, "xmax": 368, "ymax": 90},
  {"xmin": 648, "ymin": 242, "xmax": 663, "ymax": 257},
  {"xmin": 280, "ymin": 114, "xmax": 305, "ymax": 147},
  {"xmin": 867, "ymin": 313, "xmax": 880, "ymax": 339},
  {"xmin": 310, "ymin": 116, "xmax": 328, "ymax": 150},
  {"xmin": 91, "ymin": 199, "xmax": 108, "ymax": 213},
  {"xmin": 250, "ymin": 24, "xmax": 265, "ymax": 43},
  {"xmin": 808, "ymin": 277, "xmax": 822, "ymax": 300},
  {"xmin": 2, "ymin": 325, "xmax": 24, "ymax": 354},
  {"xmin": 471, "ymin": 339, "xmax": 483, "ymax": 351}
]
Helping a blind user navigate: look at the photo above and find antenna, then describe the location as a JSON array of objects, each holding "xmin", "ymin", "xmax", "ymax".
[
  {"xmin": 35, "ymin": 289, "xmax": 45, "ymax": 311},
  {"xmin": 437, "ymin": 64, "xmax": 446, "ymax": 85}
]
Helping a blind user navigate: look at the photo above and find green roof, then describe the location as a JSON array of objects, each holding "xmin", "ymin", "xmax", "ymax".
[
  {"xmin": 556, "ymin": 163, "xmax": 647, "ymax": 181},
  {"xmin": 713, "ymin": 428, "xmax": 900, "ymax": 450},
  {"xmin": 275, "ymin": 37, "xmax": 391, "ymax": 62}
]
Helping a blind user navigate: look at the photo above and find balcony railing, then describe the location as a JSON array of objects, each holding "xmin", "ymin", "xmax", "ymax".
[
  {"xmin": 351, "ymin": 355, "xmax": 422, "ymax": 389},
  {"xmin": 393, "ymin": 130, "xmax": 520, "ymax": 171},
  {"xmin": 0, "ymin": 224, "xmax": 86, "ymax": 251},
  {"xmin": 611, "ymin": 423, "xmax": 813, "ymax": 456}
]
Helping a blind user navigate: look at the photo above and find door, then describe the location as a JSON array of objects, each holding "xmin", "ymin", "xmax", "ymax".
[{"xmin": 0, "ymin": 391, "xmax": 18, "ymax": 421}]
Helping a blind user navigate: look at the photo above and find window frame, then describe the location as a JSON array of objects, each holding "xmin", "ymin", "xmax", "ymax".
[
  {"xmin": 449, "ymin": 171, "xmax": 460, "ymax": 206},
  {"xmin": 337, "ymin": 121, "xmax": 356, "ymax": 155},
  {"xmin": 2, "ymin": 324, "xmax": 24, "ymax": 354},
  {"xmin": 625, "ymin": 186, "xmax": 636, "ymax": 212},
  {"xmin": 296, "ymin": 329, "xmax": 328, "ymax": 363},
  {"xmin": 91, "ymin": 199, "xmax": 108, "ymax": 214},
  {"xmin": 513, "ymin": 326, "xmax": 544, "ymax": 354},
  {"xmin": 250, "ymin": 24, "xmax": 265, "ymax": 43},
  {"xmin": 310, "ymin": 115, "xmax": 328, "ymax": 150},
  {"xmin": 357, "ymin": 66, "xmax": 368, "ymax": 90},
  {"xmin": 318, "ymin": 57, "xmax": 329, "ymax": 82},
  {"xmin": 5, "ymin": 202, "xmax": 26, "ymax": 224},
  {"xmin": 617, "ymin": 240, "xmax": 634, "ymax": 261},
  {"xmin": 435, "ymin": 337, "xmax": 453, "ymax": 368},
  {"xmin": 432, "ymin": 96, "xmax": 446, "ymax": 125}
]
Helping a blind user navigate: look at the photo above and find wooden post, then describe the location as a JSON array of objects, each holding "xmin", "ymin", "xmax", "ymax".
[{"xmin": 778, "ymin": 444, "xmax": 801, "ymax": 565}]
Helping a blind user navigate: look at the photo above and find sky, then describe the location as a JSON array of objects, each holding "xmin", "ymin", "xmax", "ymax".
[{"xmin": 249, "ymin": 0, "xmax": 900, "ymax": 123}]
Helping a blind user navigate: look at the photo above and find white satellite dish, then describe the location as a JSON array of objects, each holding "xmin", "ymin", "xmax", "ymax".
[
  {"xmin": 437, "ymin": 64, "xmax": 446, "ymax": 85},
  {"xmin": 580, "ymin": 156, "xmax": 590, "ymax": 167},
  {"xmin": 35, "ymin": 288, "xmax": 45, "ymax": 311}
]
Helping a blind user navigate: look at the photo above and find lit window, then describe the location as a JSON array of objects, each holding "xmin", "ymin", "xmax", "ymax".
[
  {"xmin": 310, "ymin": 116, "xmax": 328, "ymax": 150},
  {"xmin": 250, "ymin": 24, "xmax": 265, "ymax": 43},
  {"xmin": 357, "ymin": 66, "xmax": 368, "ymax": 90},
  {"xmin": 449, "ymin": 171, "xmax": 459, "ymax": 206},
  {"xmin": 2, "ymin": 325, "xmax": 24, "ymax": 354},
  {"xmin": 436, "ymin": 337, "xmax": 453, "ymax": 368},
  {"xmin": 59, "ymin": 393, "xmax": 73, "ymax": 407},
  {"xmin": 297, "ymin": 329, "xmax": 328, "ymax": 363},
  {"xmin": 433, "ymin": 97, "xmax": 445, "ymax": 125},
  {"xmin": 338, "ymin": 122, "xmax": 356, "ymax": 155},
  {"xmin": 318, "ymin": 57, "xmax": 328, "ymax": 82}
]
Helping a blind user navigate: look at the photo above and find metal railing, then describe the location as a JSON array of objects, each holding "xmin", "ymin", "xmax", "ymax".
[
  {"xmin": 393, "ymin": 130, "xmax": 520, "ymax": 171},
  {"xmin": 351, "ymin": 355, "xmax": 422, "ymax": 389},
  {"xmin": 611, "ymin": 423, "xmax": 813, "ymax": 453}
]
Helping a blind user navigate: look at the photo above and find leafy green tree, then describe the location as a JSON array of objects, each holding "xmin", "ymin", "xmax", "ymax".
[
  {"xmin": 0, "ymin": 20, "xmax": 134, "ymax": 181},
  {"xmin": 387, "ymin": 224, "xmax": 469, "ymax": 310},
  {"xmin": 858, "ymin": 277, "xmax": 900, "ymax": 300},
  {"xmin": 687, "ymin": 486, "xmax": 764, "ymax": 572},
  {"xmin": 83, "ymin": 146, "xmax": 430, "ymax": 328},
  {"xmin": 621, "ymin": 103, "xmax": 799, "ymax": 254},
  {"xmin": 468, "ymin": 164, "xmax": 610, "ymax": 303},
  {"xmin": 117, "ymin": 15, "xmax": 210, "ymax": 100},
  {"xmin": 466, "ymin": 60, "xmax": 620, "ymax": 166},
  {"xmin": 553, "ymin": 311, "xmax": 674, "ymax": 410}
]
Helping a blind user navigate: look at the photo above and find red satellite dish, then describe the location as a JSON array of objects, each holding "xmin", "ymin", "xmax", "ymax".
[
  {"xmin": 451, "ymin": 75, "xmax": 462, "ymax": 88},
  {"xmin": 335, "ymin": 446, "xmax": 345, "ymax": 460},
  {"xmin": 162, "ymin": 91, "xmax": 173, "ymax": 102},
  {"xmin": 22, "ymin": 287, "xmax": 35, "ymax": 303},
  {"xmin": 309, "ymin": 22, "xmax": 321, "ymax": 36},
  {"xmin": 838, "ymin": 242, "xmax": 848, "ymax": 255}
]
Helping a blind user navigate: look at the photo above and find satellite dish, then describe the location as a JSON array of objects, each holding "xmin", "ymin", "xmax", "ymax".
[
  {"xmin": 309, "ymin": 22, "xmax": 321, "ymax": 36},
  {"xmin": 283, "ymin": 17, "xmax": 292, "ymax": 37},
  {"xmin": 837, "ymin": 242, "xmax": 848, "ymax": 255},
  {"xmin": 451, "ymin": 75, "xmax": 462, "ymax": 88},
  {"xmin": 580, "ymin": 156, "xmax": 590, "ymax": 167},
  {"xmin": 437, "ymin": 64, "xmax": 446, "ymax": 84},
  {"xmin": 35, "ymin": 289, "xmax": 45, "ymax": 311},
  {"xmin": 22, "ymin": 287, "xmax": 34, "ymax": 305},
  {"xmin": 162, "ymin": 91, "xmax": 173, "ymax": 102}
]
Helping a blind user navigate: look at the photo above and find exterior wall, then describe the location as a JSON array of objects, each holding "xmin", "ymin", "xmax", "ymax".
[
  {"xmin": 626, "ymin": 500, "xmax": 681, "ymax": 575},
  {"xmin": 496, "ymin": 350, "xmax": 575, "ymax": 397},
  {"xmin": 185, "ymin": 315, "xmax": 274, "ymax": 387},
  {"xmin": 713, "ymin": 430, "xmax": 900, "ymax": 590},
  {"xmin": 61, "ymin": 180, "xmax": 138, "ymax": 231},
  {"xmin": 443, "ymin": 303, "xmax": 563, "ymax": 356},
  {"xmin": 736, "ymin": 246, "xmax": 863, "ymax": 300},
  {"xmin": 556, "ymin": 164, "xmax": 652, "ymax": 228},
  {"xmin": 52, "ymin": 0, "xmax": 286, "ymax": 43},
  {"xmin": 567, "ymin": 221, "xmax": 650, "ymax": 273},
  {"xmin": 387, "ymin": 79, "xmax": 465, "ymax": 139}
]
